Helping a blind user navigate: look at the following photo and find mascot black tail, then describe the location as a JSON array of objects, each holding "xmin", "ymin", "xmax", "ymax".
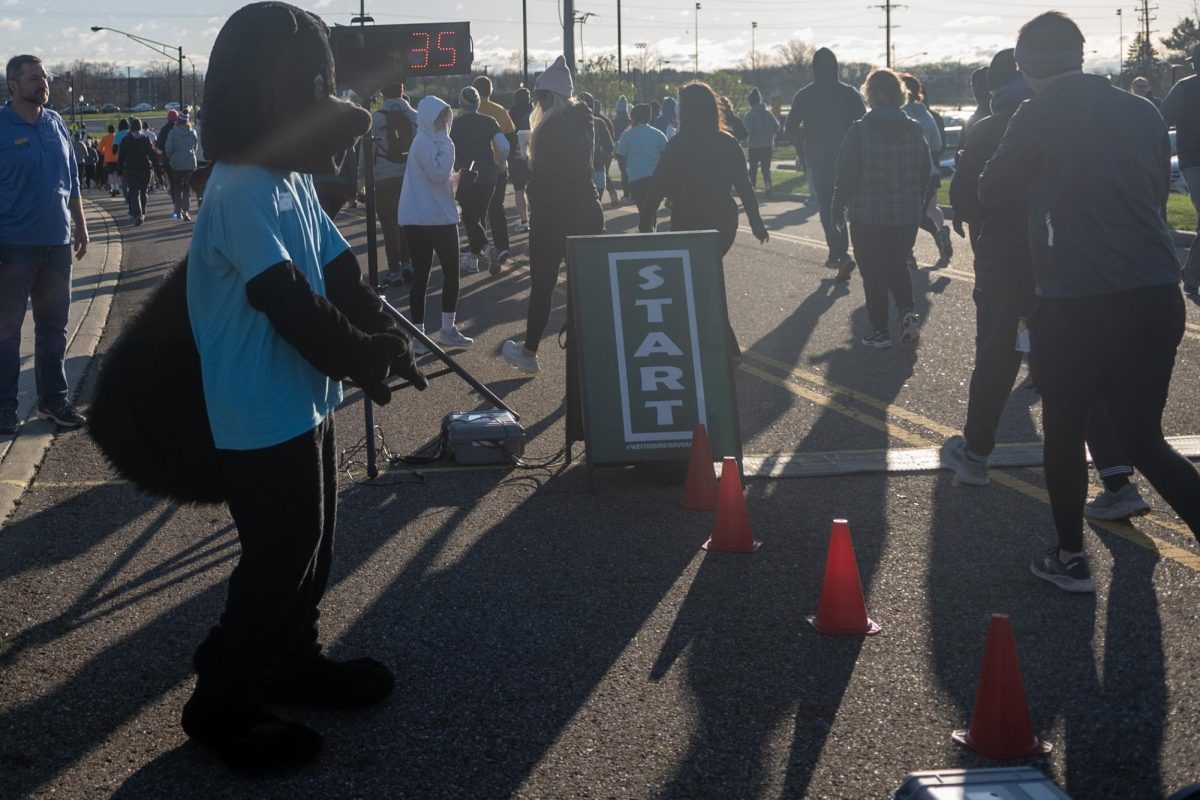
[{"xmin": 89, "ymin": 259, "xmax": 225, "ymax": 503}]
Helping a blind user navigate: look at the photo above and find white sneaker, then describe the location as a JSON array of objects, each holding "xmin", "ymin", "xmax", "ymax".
[
  {"xmin": 460, "ymin": 253, "xmax": 481, "ymax": 274},
  {"xmin": 513, "ymin": 222, "xmax": 529, "ymax": 234},
  {"xmin": 412, "ymin": 334, "xmax": 429, "ymax": 355},
  {"xmin": 501, "ymin": 340, "xmax": 540, "ymax": 374},
  {"xmin": 432, "ymin": 326, "xmax": 474, "ymax": 349},
  {"xmin": 940, "ymin": 435, "xmax": 990, "ymax": 486}
]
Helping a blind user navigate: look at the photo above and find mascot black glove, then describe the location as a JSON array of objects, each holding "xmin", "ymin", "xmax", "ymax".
[
  {"xmin": 324, "ymin": 249, "xmax": 400, "ymax": 335},
  {"xmin": 359, "ymin": 332, "xmax": 409, "ymax": 405},
  {"xmin": 246, "ymin": 261, "xmax": 411, "ymax": 403},
  {"xmin": 390, "ymin": 344, "xmax": 429, "ymax": 391}
]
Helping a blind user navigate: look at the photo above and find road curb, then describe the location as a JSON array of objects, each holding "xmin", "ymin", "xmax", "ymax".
[{"xmin": 0, "ymin": 199, "xmax": 122, "ymax": 526}]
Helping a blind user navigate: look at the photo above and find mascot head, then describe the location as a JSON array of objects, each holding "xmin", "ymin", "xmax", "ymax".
[{"xmin": 200, "ymin": 1, "xmax": 370, "ymax": 174}]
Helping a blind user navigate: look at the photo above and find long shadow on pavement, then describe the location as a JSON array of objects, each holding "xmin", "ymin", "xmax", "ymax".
[
  {"xmin": 927, "ymin": 474, "xmax": 1167, "ymax": 798},
  {"xmin": 111, "ymin": 463, "xmax": 710, "ymax": 797}
]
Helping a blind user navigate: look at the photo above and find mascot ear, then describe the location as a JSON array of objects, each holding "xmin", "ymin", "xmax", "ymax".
[{"xmin": 200, "ymin": 1, "xmax": 371, "ymax": 174}]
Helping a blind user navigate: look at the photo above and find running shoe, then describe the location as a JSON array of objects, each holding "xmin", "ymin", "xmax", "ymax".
[
  {"xmin": 1030, "ymin": 546, "xmax": 1095, "ymax": 593},
  {"xmin": 501, "ymin": 340, "xmax": 540, "ymax": 374},
  {"xmin": 940, "ymin": 435, "xmax": 990, "ymax": 486},
  {"xmin": 432, "ymin": 326, "xmax": 474, "ymax": 349},
  {"xmin": 860, "ymin": 328, "xmax": 892, "ymax": 349},
  {"xmin": 1084, "ymin": 482, "xmax": 1151, "ymax": 520}
]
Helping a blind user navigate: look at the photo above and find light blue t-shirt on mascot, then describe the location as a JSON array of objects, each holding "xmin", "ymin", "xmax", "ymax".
[{"xmin": 188, "ymin": 163, "xmax": 349, "ymax": 450}]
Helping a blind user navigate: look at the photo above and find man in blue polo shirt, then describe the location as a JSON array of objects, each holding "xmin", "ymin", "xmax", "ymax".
[{"xmin": 0, "ymin": 54, "xmax": 89, "ymax": 434}]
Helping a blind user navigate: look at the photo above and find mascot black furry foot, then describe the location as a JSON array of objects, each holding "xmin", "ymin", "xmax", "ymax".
[{"xmin": 89, "ymin": 1, "xmax": 425, "ymax": 772}]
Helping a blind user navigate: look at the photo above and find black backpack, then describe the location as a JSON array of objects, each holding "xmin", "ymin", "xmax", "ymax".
[{"xmin": 382, "ymin": 107, "xmax": 414, "ymax": 163}]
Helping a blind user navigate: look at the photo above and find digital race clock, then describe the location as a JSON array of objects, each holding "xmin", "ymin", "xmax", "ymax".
[{"xmin": 330, "ymin": 22, "xmax": 474, "ymax": 97}]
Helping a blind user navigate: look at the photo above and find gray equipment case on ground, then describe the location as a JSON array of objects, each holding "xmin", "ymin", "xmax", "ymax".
[
  {"xmin": 891, "ymin": 767, "xmax": 1071, "ymax": 799},
  {"xmin": 443, "ymin": 411, "xmax": 526, "ymax": 465}
]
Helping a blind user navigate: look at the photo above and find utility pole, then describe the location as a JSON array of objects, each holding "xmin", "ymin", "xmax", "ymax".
[
  {"xmin": 575, "ymin": 11, "xmax": 596, "ymax": 64},
  {"xmin": 563, "ymin": 0, "xmax": 576, "ymax": 75},
  {"xmin": 1135, "ymin": 0, "xmax": 1158, "ymax": 72},
  {"xmin": 694, "ymin": 2, "xmax": 701, "ymax": 76},
  {"xmin": 522, "ymin": 0, "xmax": 529, "ymax": 86},
  {"xmin": 871, "ymin": 0, "xmax": 905, "ymax": 69}
]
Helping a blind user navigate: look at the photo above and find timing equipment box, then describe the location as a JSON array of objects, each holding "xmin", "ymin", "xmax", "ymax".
[
  {"xmin": 891, "ymin": 767, "xmax": 1070, "ymax": 800},
  {"xmin": 442, "ymin": 411, "xmax": 525, "ymax": 465}
]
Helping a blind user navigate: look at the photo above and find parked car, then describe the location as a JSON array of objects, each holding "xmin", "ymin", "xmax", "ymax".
[
  {"xmin": 1170, "ymin": 130, "xmax": 1189, "ymax": 195},
  {"xmin": 131, "ymin": 102, "xmax": 153, "ymax": 112},
  {"xmin": 164, "ymin": 101, "xmax": 181, "ymax": 111},
  {"xmin": 100, "ymin": 103, "xmax": 120, "ymax": 113}
]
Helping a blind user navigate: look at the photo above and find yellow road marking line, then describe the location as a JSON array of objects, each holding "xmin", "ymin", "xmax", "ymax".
[
  {"xmin": 739, "ymin": 355, "xmax": 1200, "ymax": 572},
  {"xmin": 743, "ymin": 350, "xmax": 960, "ymax": 439}
]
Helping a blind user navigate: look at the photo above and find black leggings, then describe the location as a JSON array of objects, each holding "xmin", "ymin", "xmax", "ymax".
[
  {"xmin": 1033, "ymin": 285, "xmax": 1200, "ymax": 552},
  {"xmin": 525, "ymin": 198, "xmax": 604, "ymax": 352},
  {"xmin": 460, "ymin": 181, "xmax": 494, "ymax": 255},
  {"xmin": 748, "ymin": 147, "xmax": 773, "ymax": 187},
  {"xmin": 849, "ymin": 222, "xmax": 917, "ymax": 330},
  {"xmin": 404, "ymin": 224, "xmax": 461, "ymax": 326}
]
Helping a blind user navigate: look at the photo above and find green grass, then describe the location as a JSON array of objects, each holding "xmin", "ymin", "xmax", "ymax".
[{"xmin": 757, "ymin": 168, "xmax": 1199, "ymax": 234}]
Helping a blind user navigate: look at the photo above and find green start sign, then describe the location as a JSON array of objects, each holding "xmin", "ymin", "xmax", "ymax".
[{"xmin": 567, "ymin": 231, "xmax": 742, "ymax": 466}]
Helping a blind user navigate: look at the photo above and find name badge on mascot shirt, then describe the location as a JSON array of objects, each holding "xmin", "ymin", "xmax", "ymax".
[{"xmin": 278, "ymin": 193, "xmax": 295, "ymax": 213}]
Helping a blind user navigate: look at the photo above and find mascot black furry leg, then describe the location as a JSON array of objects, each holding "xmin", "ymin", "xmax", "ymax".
[{"xmin": 88, "ymin": 2, "xmax": 427, "ymax": 771}]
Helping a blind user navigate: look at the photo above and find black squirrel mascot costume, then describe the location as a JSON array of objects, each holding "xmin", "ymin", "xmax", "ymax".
[{"xmin": 88, "ymin": 1, "xmax": 426, "ymax": 771}]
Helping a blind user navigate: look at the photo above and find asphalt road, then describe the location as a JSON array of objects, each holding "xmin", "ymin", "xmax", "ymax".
[{"xmin": 1, "ymin": 183, "xmax": 1199, "ymax": 799}]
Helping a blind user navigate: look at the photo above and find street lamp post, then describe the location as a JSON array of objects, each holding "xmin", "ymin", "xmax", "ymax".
[
  {"xmin": 522, "ymin": 0, "xmax": 529, "ymax": 86},
  {"xmin": 617, "ymin": 0, "xmax": 623, "ymax": 78},
  {"xmin": 751, "ymin": 21, "xmax": 757, "ymax": 72},
  {"xmin": 694, "ymin": 3, "xmax": 701, "ymax": 76},
  {"xmin": 90, "ymin": 26, "xmax": 183, "ymax": 108},
  {"xmin": 66, "ymin": 72, "xmax": 75, "ymax": 124}
]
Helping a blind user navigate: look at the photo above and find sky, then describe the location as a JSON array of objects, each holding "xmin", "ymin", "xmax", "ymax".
[{"xmin": 2, "ymin": 0, "xmax": 1199, "ymax": 77}]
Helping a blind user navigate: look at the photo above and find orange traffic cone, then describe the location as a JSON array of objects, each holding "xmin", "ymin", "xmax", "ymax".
[
  {"xmin": 806, "ymin": 519, "xmax": 880, "ymax": 635},
  {"xmin": 952, "ymin": 614, "xmax": 1052, "ymax": 759},
  {"xmin": 680, "ymin": 424, "xmax": 718, "ymax": 511},
  {"xmin": 702, "ymin": 457, "xmax": 760, "ymax": 553}
]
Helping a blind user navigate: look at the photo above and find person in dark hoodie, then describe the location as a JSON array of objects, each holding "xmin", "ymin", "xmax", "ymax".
[
  {"xmin": 829, "ymin": 68, "xmax": 929, "ymax": 348},
  {"xmin": 980, "ymin": 12, "xmax": 1200, "ymax": 593},
  {"xmin": 501, "ymin": 56, "xmax": 604, "ymax": 375},
  {"xmin": 653, "ymin": 96, "xmax": 677, "ymax": 136},
  {"xmin": 786, "ymin": 47, "xmax": 866, "ymax": 270},
  {"xmin": 962, "ymin": 66, "xmax": 991, "ymax": 145}
]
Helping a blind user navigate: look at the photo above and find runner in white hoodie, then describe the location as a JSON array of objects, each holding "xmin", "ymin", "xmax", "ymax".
[{"xmin": 397, "ymin": 96, "xmax": 472, "ymax": 351}]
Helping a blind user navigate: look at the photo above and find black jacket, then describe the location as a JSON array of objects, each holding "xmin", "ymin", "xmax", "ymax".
[
  {"xmin": 949, "ymin": 78, "xmax": 1036, "ymax": 300},
  {"xmin": 784, "ymin": 48, "xmax": 866, "ymax": 163},
  {"xmin": 526, "ymin": 101, "xmax": 597, "ymax": 213},
  {"xmin": 980, "ymin": 73, "xmax": 1178, "ymax": 299},
  {"xmin": 648, "ymin": 129, "xmax": 767, "ymax": 253},
  {"xmin": 117, "ymin": 133, "xmax": 156, "ymax": 173}
]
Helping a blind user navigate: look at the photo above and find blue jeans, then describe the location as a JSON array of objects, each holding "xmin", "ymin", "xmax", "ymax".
[
  {"xmin": 807, "ymin": 156, "xmax": 848, "ymax": 259},
  {"xmin": 0, "ymin": 244, "xmax": 72, "ymax": 413}
]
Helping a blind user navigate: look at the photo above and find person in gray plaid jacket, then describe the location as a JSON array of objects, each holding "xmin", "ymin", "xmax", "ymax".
[{"xmin": 830, "ymin": 68, "xmax": 931, "ymax": 348}]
